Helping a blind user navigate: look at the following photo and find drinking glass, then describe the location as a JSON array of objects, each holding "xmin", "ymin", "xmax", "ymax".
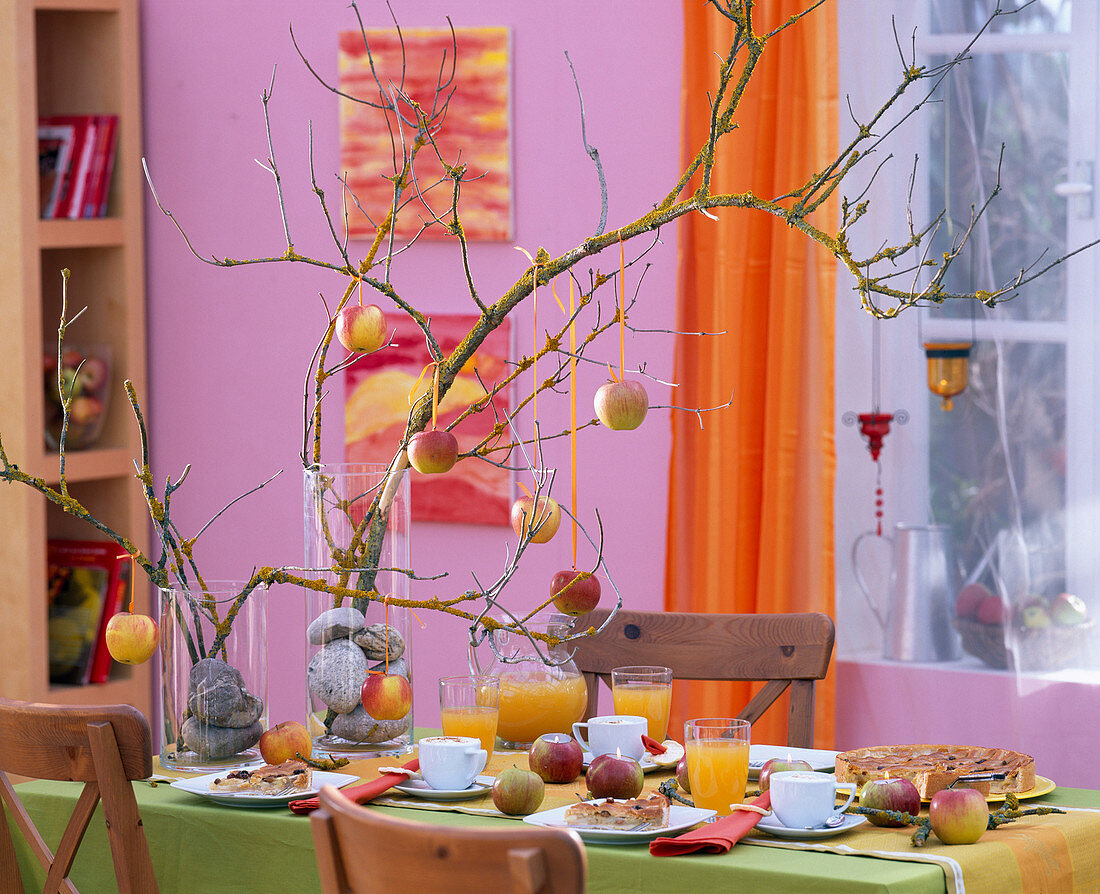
[
  {"xmin": 684, "ymin": 718, "xmax": 751, "ymax": 815},
  {"xmin": 440, "ymin": 674, "xmax": 500, "ymax": 759},
  {"xmin": 611, "ymin": 665, "xmax": 673, "ymax": 740}
]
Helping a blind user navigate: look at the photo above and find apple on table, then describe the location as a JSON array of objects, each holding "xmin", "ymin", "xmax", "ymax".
[
  {"xmin": 859, "ymin": 777, "xmax": 921, "ymax": 826},
  {"xmin": 758, "ymin": 757, "xmax": 813, "ymax": 791},
  {"xmin": 528, "ymin": 733, "xmax": 584, "ymax": 783},
  {"xmin": 493, "ymin": 766, "xmax": 545, "ymax": 815},
  {"xmin": 586, "ymin": 752, "xmax": 644, "ymax": 800},
  {"xmin": 929, "ymin": 787, "xmax": 989, "ymax": 844},
  {"xmin": 259, "ymin": 721, "xmax": 313, "ymax": 764}
]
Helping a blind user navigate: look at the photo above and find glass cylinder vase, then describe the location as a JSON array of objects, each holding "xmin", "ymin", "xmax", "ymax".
[
  {"xmin": 304, "ymin": 463, "xmax": 413, "ymax": 759},
  {"xmin": 160, "ymin": 581, "xmax": 268, "ymax": 772}
]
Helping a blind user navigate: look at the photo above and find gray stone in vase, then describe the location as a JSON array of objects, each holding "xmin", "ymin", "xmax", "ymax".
[
  {"xmin": 181, "ymin": 716, "xmax": 263, "ymax": 760},
  {"xmin": 308, "ymin": 638, "xmax": 368, "ymax": 713},
  {"xmin": 187, "ymin": 657, "xmax": 263, "ymax": 728},
  {"xmin": 352, "ymin": 623, "xmax": 405, "ymax": 662},
  {"xmin": 331, "ymin": 706, "xmax": 410, "ymax": 744},
  {"xmin": 367, "ymin": 655, "xmax": 409, "ymax": 682},
  {"xmin": 307, "ymin": 606, "xmax": 366, "ymax": 645}
]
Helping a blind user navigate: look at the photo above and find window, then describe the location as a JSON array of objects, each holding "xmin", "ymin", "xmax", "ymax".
[{"xmin": 835, "ymin": 0, "xmax": 1099, "ymax": 664}]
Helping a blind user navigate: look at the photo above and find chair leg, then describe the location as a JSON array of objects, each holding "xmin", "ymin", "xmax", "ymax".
[
  {"xmin": 1, "ymin": 797, "xmax": 26, "ymax": 894},
  {"xmin": 786, "ymin": 681, "xmax": 815, "ymax": 748},
  {"xmin": 88, "ymin": 722, "xmax": 159, "ymax": 894}
]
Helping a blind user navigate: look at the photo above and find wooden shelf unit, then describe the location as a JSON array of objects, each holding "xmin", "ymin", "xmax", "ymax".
[{"xmin": 0, "ymin": 0, "xmax": 152, "ymax": 716}]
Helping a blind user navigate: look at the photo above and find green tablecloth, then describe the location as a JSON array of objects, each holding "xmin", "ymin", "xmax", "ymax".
[{"xmin": 8, "ymin": 773, "xmax": 1100, "ymax": 894}]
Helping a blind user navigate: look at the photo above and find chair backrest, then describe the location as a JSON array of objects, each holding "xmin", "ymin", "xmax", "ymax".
[
  {"xmin": 0, "ymin": 696, "xmax": 158, "ymax": 894},
  {"xmin": 570, "ymin": 609, "xmax": 835, "ymax": 748},
  {"xmin": 311, "ymin": 785, "xmax": 587, "ymax": 894}
]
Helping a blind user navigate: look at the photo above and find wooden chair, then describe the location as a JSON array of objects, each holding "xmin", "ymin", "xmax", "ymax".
[
  {"xmin": 310, "ymin": 785, "xmax": 587, "ymax": 894},
  {"xmin": 0, "ymin": 697, "xmax": 158, "ymax": 894},
  {"xmin": 570, "ymin": 609, "xmax": 835, "ymax": 747}
]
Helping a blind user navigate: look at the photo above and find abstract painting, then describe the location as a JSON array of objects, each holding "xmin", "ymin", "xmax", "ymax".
[
  {"xmin": 344, "ymin": 314, "xmax": 513, "ymax": 525},
  {"xmin": 339, "ymin": 26, "xmax": 512, "ymax": 241}
]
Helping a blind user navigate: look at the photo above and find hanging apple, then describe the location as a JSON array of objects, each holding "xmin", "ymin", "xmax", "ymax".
[
  {"xmin": 510, "ymin": 495, "xmax": 561, "ymax": 543},
  {"xmin": 594, "ymin": 379, "xmax": 649, "ymax": 430},
  {"xmin": 104, "ymin": 612, "xmax": 160, "ymax": 665},
  {"xmin": 408, "ymin": 429, "xmax": 459, "ymax": 473},
  {"xmin": 335, "ymin": 304, "xmax": 387, "ymax": 353},
  {"xmin": 549, "ymin": 569, "xmax": 601, "ymax": 615}
]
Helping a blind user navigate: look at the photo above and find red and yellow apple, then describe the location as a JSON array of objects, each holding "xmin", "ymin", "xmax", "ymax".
[
  {"xmin": 675, "ymin": 755, "xmax": 691, "ymax": 793},
  {"xmin": 492, "ymin": 765, "xmax": 545, "ymax": 815},
  {"xmin": 929, "ymin": 787, "xmax": 989, "ymax": 844},
  {"xmin": 259, "ymin": 720, "xmax": 313, "ymax": 764},
  {"xmin": 976, "ymin": 593, "xmax": 1009, "ymax": 626},
  {"xmin": 510, "ymin": 495, "xmax": 561, "ymax": 543},
  {"xmin": 528, "ymin": 733, "xmax": 584, "ymax": 783},
  {"xmin": 859, "ymin": 777, "xmax": 921, "ymax": 826},
  {"xmin": 585, "ymin": 752, "xmax": 644, "ymax": 800},
  {"xmin": 549, "ymin": 569, "xmax": 601, "ymax": 615},
  {"xmin": 335, "ymin": 304, "xmax": 387, "ymax": 353},
  {"xmin": 104, "ymin": 612, "xmax": 160, "ymax": 665},
  {"xmin": 407, "ymin": 429, "xmax": 459, "ymax": 474},
  {"xmin": 594, "ymin": 379, "xmax": 649, "ymax": 430},
  {"xmin": 360, "ymin": 672, "xmax": 412, "ymax": 720},
  {"xmin": 955, "ymin": 583, "xmax": 993, "ymax": 620}
]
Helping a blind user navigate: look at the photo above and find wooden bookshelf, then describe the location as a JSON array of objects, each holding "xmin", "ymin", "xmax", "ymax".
[{"xmin": 0, "ymin": 0, "xmax": 152, "ymax": 717}]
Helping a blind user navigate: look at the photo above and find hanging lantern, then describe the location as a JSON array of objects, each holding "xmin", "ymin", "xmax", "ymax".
[{"xmin": 923, "ymin": 342, "xmax": 972, "ymax": 411}]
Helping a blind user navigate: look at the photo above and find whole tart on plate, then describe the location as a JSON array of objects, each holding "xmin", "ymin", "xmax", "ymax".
[{"xmin": 835, "ymin": 744, "xmax": 1035, "ymax": 799}]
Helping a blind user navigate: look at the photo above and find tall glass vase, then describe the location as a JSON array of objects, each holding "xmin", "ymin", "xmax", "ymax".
[
  {"xmin": 160, "ymin": 582, "xmax": 268, "ymax": 772},
  {"xmin": 304, "ymin": 462, "xmax": 413, "ymax": 758}
]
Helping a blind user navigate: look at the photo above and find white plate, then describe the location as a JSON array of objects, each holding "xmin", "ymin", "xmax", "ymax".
[
  {"xmin": 581, "ymin": 751, "xmax": 661, "ymax": 773},
  {"xmin": 753, "ymin": 813, "xmax": 867, "ymax": 839},
  {"xmin": 523, "ymin": 801, "xmax": 716, "ymax": 845},
  {"xmin": 170, "ymin": 770, "xmax": 358, "ymax": 807},
  {"xmin": 747, "ymin": 745, "xmax": 839, "ymax": 779},
  {"xmin": 391, "ymin": 775, "xmax": 493, "ymax": 801}
]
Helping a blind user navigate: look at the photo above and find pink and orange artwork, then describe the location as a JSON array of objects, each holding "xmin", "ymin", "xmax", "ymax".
[
  {"xmin": 339, "ymin": 26, "xmax": 512, "ymax": 242},
  {"xmin": 344, "ymin": 314, "xmax": 512, "ymax": 525}
]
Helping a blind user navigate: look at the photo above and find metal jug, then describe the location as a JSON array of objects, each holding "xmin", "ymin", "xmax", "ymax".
[{"xmin": 852, "ymin": 523, "xmax": 962, "ymax": 662}]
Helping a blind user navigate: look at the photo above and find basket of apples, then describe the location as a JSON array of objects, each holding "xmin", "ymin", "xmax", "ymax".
[
  {"xmin": 952, "ymin": 583, "xmax": 1094, "ymax": 671},
  {"xmin": 44, "ymin": 345, "xmax": 112, "ymax": 450}
]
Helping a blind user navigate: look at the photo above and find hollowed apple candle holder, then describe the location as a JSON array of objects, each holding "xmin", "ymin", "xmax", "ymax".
[
  {"xmin": 304, "ymin": 463, "xmax": 414, "ymax": 759},
  {"xmin": 160, "ymin": 582, "xmax": 268, "ymax": 772}
]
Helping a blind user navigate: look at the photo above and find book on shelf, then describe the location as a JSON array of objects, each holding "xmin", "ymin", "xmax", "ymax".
[
  {"xmin": 47, "ymin": 539, "xmax": 131, "ymax": 686},
  {"xmin": 37, "ymin": 121, "xmax": 75, "ymax": 218},
  {"xmin": 36, "ymin": 114, "xmax": 120, "ymax": 220}
]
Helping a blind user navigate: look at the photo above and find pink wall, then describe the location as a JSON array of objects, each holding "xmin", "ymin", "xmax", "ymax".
[{"xmin": 139, "ymin": 1, "xmax": 684, "ymax": 730}]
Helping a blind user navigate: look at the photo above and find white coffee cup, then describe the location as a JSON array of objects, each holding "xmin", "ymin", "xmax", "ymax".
[
  {"xmin": 571, "ymin": 715, "xmax": 647, "ymax": 761},
  {"xmin": 418, "ymin": 735, "xmax": 488, "ymax": 791},
  {"xmin": 768, "ymin": 771, "xmax": 858, "ymax": 829}
]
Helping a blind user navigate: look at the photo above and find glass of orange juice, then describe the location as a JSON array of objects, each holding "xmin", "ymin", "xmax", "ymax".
[
  {"xmin": 439, "ymin": 675, "xmax": 500, "ymax": 759},
  {"xmin": 611, "ymin": 665, "xmax": 673, "ymax": 740},
  {"xmin": 684, "ymin": 718, "xmax": 751, "ymax": 816}
]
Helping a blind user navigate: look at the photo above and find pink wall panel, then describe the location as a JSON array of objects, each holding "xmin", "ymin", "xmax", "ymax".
[{"xmin": 140, "ymin": 0, "xmax": 684, "ymax": 730}]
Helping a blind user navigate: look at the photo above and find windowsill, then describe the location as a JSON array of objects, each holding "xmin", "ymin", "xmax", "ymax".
[{"xmin": 838, "ymin": 652, "xmax": 1100, "ymax": 686}]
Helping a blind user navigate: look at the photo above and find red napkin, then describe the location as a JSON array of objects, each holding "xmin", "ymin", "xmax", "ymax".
[
  {"xmin": 649, "ymin": 792, "xmax": 771, "ymax": 856},
  {"xmin": 288, "ymin": 758, "xmax": 420, "ymax": 815},
  {"xmin": 642, "ymin": 735, "xmax": 667, "ymax": 755}
]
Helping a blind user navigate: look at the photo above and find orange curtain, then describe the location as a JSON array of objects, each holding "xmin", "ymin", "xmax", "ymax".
[{"xmin": 666, "ymin": 1, "xmax": 838, "ymax": 748}]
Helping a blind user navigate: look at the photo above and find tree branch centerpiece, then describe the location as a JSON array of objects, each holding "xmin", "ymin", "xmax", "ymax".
[{"xmin": 3, "ymin": 1, "xmax": 1093, "ymax": 761}]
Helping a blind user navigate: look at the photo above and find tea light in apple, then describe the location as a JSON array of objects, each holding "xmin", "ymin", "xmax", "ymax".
[{"xmin": 586, "ymin": 748, "xmax": 644, "ymax": 799}]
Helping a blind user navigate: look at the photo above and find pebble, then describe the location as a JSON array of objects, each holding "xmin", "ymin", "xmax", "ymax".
[
  {"xmin": 352, "ymin": 623, "xmax": 406, "ymax": 661},
  {"xmin": 187, "ymin": 657, "xmax": 264, "ymax": 728},
  {"xmin": 308, "ymin": 639, "xmax": 368, "ymax": 713},
  {"xmin": 307, "ymin": 606, "xmax": 366, "ymax": 645},
  {"xmin": 331, "ymin": 706, "xmax": 410, "ymax": 744},
  {"xmin": 181, "ymin": 717, "xmax": 263, "ymax": 760}
]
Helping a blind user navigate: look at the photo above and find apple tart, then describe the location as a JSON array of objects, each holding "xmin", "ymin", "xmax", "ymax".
[
  {"xmin": 210, "ymin": 759, "xmax": 312, "ymax": 795},
  {"xmin": 565, "ymin": 793, "xmax": 670, "ymax": 830},
  {"xmin": 835, "ymin": 744, "xmax": 1035, "ymax": 799}
]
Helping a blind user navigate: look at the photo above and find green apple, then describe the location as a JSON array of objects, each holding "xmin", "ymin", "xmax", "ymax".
[{"xmin": 492, "ymin": 766, "xmax": 545, "ymax": 815}]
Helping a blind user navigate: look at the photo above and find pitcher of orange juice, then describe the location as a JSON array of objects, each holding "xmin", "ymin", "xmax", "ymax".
[{"xmin": 469, "ymin": 613, "xmax": 588, "ymax": 750}]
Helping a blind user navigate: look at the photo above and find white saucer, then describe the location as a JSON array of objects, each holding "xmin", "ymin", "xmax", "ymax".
[
  {"xmin": 391, "ymin": 775, "xmax": 493, "ymax": 801},
  {"xmin": 753, "ymin": 813, "xmax": 866, "ymax": 839}
]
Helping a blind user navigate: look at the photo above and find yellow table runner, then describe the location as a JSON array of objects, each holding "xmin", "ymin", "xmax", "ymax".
[{"xmin": 155, "ymin": 752, "xmax": 1100, "ymax": 894}]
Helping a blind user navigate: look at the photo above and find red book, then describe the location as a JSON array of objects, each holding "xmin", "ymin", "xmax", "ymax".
[
  {"xmin": 85, "ymin": 114, "xmax": 119, "ymax": 219},
  {"xmin": 37, "ymin": 121, "xmax": 76, "ymax": 218},
  {"xmin": 46, "ymin": 540, "xmax": 130, "ymax": 686},
  {"xmin": 41, "ymin": 115, "xmax": 95, "ymax": 219}
]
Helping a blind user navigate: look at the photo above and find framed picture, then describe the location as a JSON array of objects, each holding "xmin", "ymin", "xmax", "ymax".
[
  {"xmin": 344, "ymin": 314, "xmax": 512, "ymax": 525},
  {"xmin": 339, "ymin": 26, "xmax": 512, "ymax": 241}
]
